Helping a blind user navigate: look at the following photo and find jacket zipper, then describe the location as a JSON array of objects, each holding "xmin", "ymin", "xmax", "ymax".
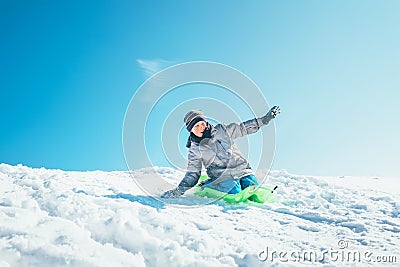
[{"xmin": 216, "ymin": 140, "xmax": 227, "ymax": 152}]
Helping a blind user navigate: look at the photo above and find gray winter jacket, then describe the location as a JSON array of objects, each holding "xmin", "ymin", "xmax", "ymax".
[{"xmin": 178, "ymin": 117, "xmax": 268, "ymax": 192}]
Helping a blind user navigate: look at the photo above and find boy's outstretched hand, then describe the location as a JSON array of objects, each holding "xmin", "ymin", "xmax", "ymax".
[{"xmin": 261, "ymin": 106, "xmax": 281, "ymax": 124}]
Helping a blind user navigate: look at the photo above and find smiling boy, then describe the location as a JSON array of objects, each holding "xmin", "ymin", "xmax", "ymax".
[{"xmin": 161, "ymin": 106, "xmax": 280, "ymax": 198}]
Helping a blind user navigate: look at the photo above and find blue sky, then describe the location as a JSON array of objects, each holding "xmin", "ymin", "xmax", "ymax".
[{"xmin": 1, "ymin": 1, "xmax": 399, "ymax": 177}]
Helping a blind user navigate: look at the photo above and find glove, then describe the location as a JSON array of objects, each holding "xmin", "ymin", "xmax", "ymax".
[
  {"xmin": 261, "ymin": 106, "xmax": 281, "ymax": 125},
  {"xmin": 160, "ymin": 187, "xmax": 184, "ymax": 198}
]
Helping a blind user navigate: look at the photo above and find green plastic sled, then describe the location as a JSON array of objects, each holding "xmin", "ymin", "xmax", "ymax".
[{"xmin": 194, "ymin": 175, "xmax": 276, "ymax": 204}]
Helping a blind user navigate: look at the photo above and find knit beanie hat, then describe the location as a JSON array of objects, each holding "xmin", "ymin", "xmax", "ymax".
[{"xmin": 184, "ymin": 110, "xmax": 206, "ymax": 132}]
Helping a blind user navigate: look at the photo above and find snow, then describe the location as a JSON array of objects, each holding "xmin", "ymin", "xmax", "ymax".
[{"xmin": 0, "ymin": 164, "xmax": 399, "ymax": 266}]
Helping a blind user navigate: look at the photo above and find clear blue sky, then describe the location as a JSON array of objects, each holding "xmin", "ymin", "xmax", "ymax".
[{"xmin": 1, "ymin": 0, "xmax": 399, "ymax": 177}]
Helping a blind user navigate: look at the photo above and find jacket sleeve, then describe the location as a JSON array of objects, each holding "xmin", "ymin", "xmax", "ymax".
[
  {"xmin": 225, "ymin": 117, "xmax": 265, "ymax": 139},
  {"xmin": 177, "ymin": 146, "xmax": 202, "ymax": 192}
]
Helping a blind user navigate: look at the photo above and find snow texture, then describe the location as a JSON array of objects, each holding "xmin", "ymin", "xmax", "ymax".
[{"xmin": 0, "ymin": 163, "xmax": 399, "ymax": 266}]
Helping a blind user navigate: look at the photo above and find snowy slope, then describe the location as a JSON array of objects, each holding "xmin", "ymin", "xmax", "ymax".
[{"xmin": 0, "ymin": 163, "xmax": 399, "ymax": 267}]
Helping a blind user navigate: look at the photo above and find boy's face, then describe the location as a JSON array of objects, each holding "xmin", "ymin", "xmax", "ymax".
[{"xmin": 191, "ymin": 120, "xmax": 207, "ymax": 137}]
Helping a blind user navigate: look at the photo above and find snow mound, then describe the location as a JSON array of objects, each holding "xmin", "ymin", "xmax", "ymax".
[{"xmin": 0, "ymin": 164, "xmax": 399, "ymax": 266}]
